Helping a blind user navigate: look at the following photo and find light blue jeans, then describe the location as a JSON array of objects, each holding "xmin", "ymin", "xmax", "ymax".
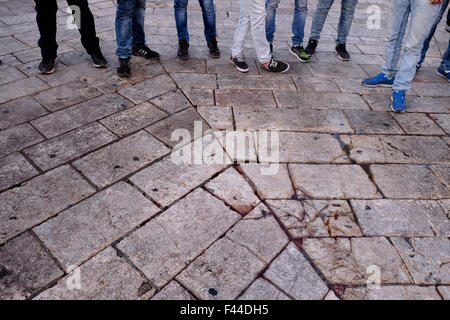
[
  {"xmin": 174, "ymin": 0, "xmax": 217, "ymax": 43},
  {"xmin": 116, "ymin": 0, "xmax": 146, "ymax": 59},
  {"xmin": 382, "ymin": 0, "xmax": 443, "ymax": 91},
  {"xmin": 442, "ymin": 40, "xmax": 450, "ymax": 71},
  {"xmin": 265, "ymin": 0, "xmax": 308, "ymax": 46},
  {"xmin": 309, "ymin": 0, "xmax": 358, "ymax": 45}
]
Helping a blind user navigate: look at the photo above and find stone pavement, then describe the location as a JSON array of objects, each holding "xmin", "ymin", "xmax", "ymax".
[{"xmin": 0, "ymin": 0, "xmax": 449, "ymax": 300}]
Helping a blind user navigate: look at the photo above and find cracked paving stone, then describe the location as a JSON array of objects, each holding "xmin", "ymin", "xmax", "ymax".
[
  {"xmin": 432, "ymin": 165, "xmax": 450, "ymax": 188},
  {"xmin": 218, "ymin": 74, "xmax": 296, "ymax": 91},
  {"xmin": 31, "ymin": 94, "xmax": 134, "ymax": 138},
  {"xmin": 234, "ymin": 107, "xmax": 353, "ymax": 133},
  {"xmin": 239, "ymin": 163, "xmax": 294, "ymax": 199},
  {"xmin": 176, "ymin": 238, "xmax": 265, "ymax": 300},
  {"xmin": 344, "ymin": 110, "xmax": 404, "ymax": 134},
  {"xmin": 351, "ymin": 200, "xmax": 439, "ymax": 236},
  {"xmin": 438, "ymin": 286, "xmax": 450, "ymax": 300},
  {"xmin": 0, "ymin": 232, "xmax": 63, "ymax": 300},
  {"xmin": 197, "ymin": 106, "xmax": 233, "ymax": 130},
  {"xmin": 317, "ymin": 200, "xmax": 362, "ymax": 237},
  {"xmin": 183, "ymin": 88, "xmax": 215, "ymax": 106},
  {"xmin": 302, "ymin": 237, "xmax": 411, "ymax": 285},
  {"xmin": 0, "ymin": 123, "xmax": 44, "ymax": 158},
  {"xmin": 100, "ymin": 102, "xmax": 168, "ymax": 137},
  {"xmin": 324, "ymin": 291, "xmax": 340, "ymax": 300},
  {"xmin": 149, "ymin": 89, "xmax": 191, "ymax": 114},
  {"xmin": 118, "ymin": 74, "xmax": 177, "ymax": 104},
  {"xmin": 412, "ymin": 82, "xmax": 450, "ymax": 97},
  {"xmin": 274, "ymin": 91, "xmax": 369, "ymax": 110},
  {"xmin": 343, "ymin": 285, "xmax": 441, "ymax": 300},
  {"xmin": 365, "ymin": 95, "xmax": 449, "ymax": 113},
  {"xmin": 370, "ymin": 164, "xmax": 450, "ymax": 199},
  {"xmin": 33, "ymin": 81, "xmax": 101, "ymax": 112},
  {"xmin": 161, "ymin": 57, "xmax": 206, "ymax": 73},
  {"xmin": 0, "ymin": 77, "xmax": 49, "ymax": 105},
  {"xmin": 213, "ymin": 130, "xmax": 257, "ymax": 163},
  {"xmin": 226, "ymin": 203, "xmax": 289, "ymax": 263},
  {"xmin": 216, "ymin": 89, "xmax": 277, "ymax": 108},
  {"xmin": 239, "ymin": 278, "xmax": 290, "ymax": 300},
  {"xmin": 35, "ymin": 247, "xmax": 154, "ymax": 300},
  {"xmin": 391, "ymin": 237, "xmax": 450, "ymax": 285},
  {"xmin": 151, "ymin": 281, "xmax": 195, "ymax": 300},
  {"xmin": 0, "ymin": 152, "xmax": 38, "ymax": 191},
  {"xmin": 171, "ymin": 73, "xmax": 217, "ymax": 89},
  {"xmin": 264, "ymin": 242, "xmax": 329, "ymax": 300},
  {"xmin": 394, "ymin": 113, "xmax": 445, "ymax": 136},
  {"xmin": 117, "ymin": 189, "xmax": 241, "ymax": 288},
  {"xmin": 24, "ymin": 122, "xmax": 117, "ymax": 171},
  {"xmin": 430, "ymin": 113, "xmax": 450, "ymax": 134},
  {"xmin": 289, "ymin": 164, "xmax": 381, "ymax": 199},
  {"xmin": 34, "ymin": 182, "xmax": 160, "ymax": 270},
  {"xmin": 294, "ymin": 77, "xmax": 340, "ymax": 93},
  {"xmin": 347, "ymin": 135, "xmax": 450, "ymax": 165},
  {"xmin": 73, "ymin": 131, "xmax": 170, "ymax": 188},
  {"xmin": 0, "ymin": 97, "xmax": 47, "ymax": 130},
  {"xmin": 0, "ymin": 165, "xmax": 94, "ymax": 244},
  {"xmin": 205, "ymin": 167, "xmax": 260, "ymax": 215}
]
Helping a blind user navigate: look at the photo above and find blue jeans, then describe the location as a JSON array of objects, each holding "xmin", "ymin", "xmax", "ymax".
[
  {"xmin": 265, "ymin": 0, "xmax": 308, "ymax": 46},
  {"xmin": 174, "ymin": 0, "xmax": 217, "ymax": 43},
  {"xmin": 381, "ymin": 0, "xmax": 443, "ymax": 91},
  {"xmin": 116, "ymin": 0, "xmax": 146, "ymax": 58},
  {"xmin": 442, "ymin": 40, "xmax": 450, "ymax": 71},
  {"xmin": 418, "ymin": 0, "xmax": 449, "ymax": 67},
  {"xmin": 309, "ymin": 0, "xmax": 358, "ymax": 45}
]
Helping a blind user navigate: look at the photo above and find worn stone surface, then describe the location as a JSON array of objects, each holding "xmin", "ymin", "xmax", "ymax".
[
  {"xmin": 264, "ymin": 243, "xmax": 329, "ymax": 300},
  {"xmin": 197, "ymin": 106, "xmax": 233, "ymax": 130},
  {"xmin": 0, "ymin": 165, "xmax": 94, "ymax": 244},
  {"xmin": 438, "ymin": 286, "xmax": 450, "ymax": 300},
  {"xmin": 343, "ymin": 286, "xmax": 442, "ymax": 300},
  {"xmin": 151, "ymin": 281, "xmax": 195, "ymax": 300},
  {"xmin": 302, "ymin": 237, "xmax": 411, "ymax": 285},
  {"xmin": 0, "ymin": 152, "xmax": 38, "ymax": 191},
  {"xmin": 344, "ymin": 110, "xmax": 404, "ymax": 134},
  {"xmin": 176, "ymin": 238, "xmax": 265, "ymax": 300},
  {"xmin": 118, "ymin": 189, "xmax": 240, "ymax": 287},
  {"xmin": 73, "ymin": 131, "xmax": 170, "ymax": 188},
  {"xmin": 149, "ymin": 90, "xmax": 191, "ymax": 114},
  {"xmin": 118, "ymin": 75, "xmax": 177, "ymax": 104},
  {"xmin": 35, "ymin": 247, "xmax": 154, "ymax": 300},
  {"xmin": 0, "ymin": 97, "xmax": 47, "ymax": 130},
  {"xmin": 0, "ymin": 77, "xmax": 49, "ymax": 104},
  {"xmin": 34, "ymin": 182, "xmax": 159, "ymax": 269},
  {"xmin": 216, "ymin": 89, "xmax": 277, "ymax": 108},
  {"xmin": 0, "ymin": 123, "xmax": 44, "ymax": 157},
  {"xmin": 430, "ymin": 113, "xmax": 450, "ymax": 134},
  {"xmin": 275, "ymin": 91, "xmax": 369, "ymax": 110},
  {"xmin": 394, "ymin": 113, "xmax": 445, "ymax": 135},
  {"xmin": 239, "ymin": 278, "xmax": 290, "ymax": 300}
]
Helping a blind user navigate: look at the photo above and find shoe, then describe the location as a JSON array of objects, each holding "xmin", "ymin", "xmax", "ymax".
[
  {"xmin": 177, "ymin": 39, "xmax": 189, "ymax": 60},
  {"xmin": 230, "ymin": 55, "xmax": 249, "ymax": 73},
  {"xmin": 391, "ymin": 90, "xmax": 406, "ymax": 113},
  {"xmin": 38, "ymin": 57, "xmax": 57, "ymax": 74},
  {"xmin": 335, "ymin": 43, "xmax": 350, "ymax": 61},
  {"xmin": 304, "ymin": 39, "xmax": 318, "ymax": 56},
  {"xmin": 132, "ymin": 45, "xmax": 160, "ymax": 60},
  {"xmin": 117, "ymin": 58, "xmax": 131, "ymax": 78},
  {"xmin": 289, "ymin": 44, "xmax": 310, "ymax": 63},
  {"xmin": 262, "ymin": 58, "xmax": 289, "ymax": 73},
  {"xmin": 362, "ymin": 73, "xmax": 395, "ymax": 87},
  {"xmin": 269, "ymin": 43, "xmax": 274, "ymax": 57},
  {"xmin": 90, "ymin": 50, "xmax": 108, "ymax": 68},
  {"xmin": 437, "ymin": 65, "xmax": 450, "ymax": 81},
  {"xmin": 207, "ymin": 38, "xmax": 221, "ymax": 58}
]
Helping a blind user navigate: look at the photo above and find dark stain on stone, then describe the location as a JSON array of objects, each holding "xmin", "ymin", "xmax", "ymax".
[
  {"xmin": 152, "ymin": 188, "xmax": 158, "ymax": 192},
  {"xmin": 138, "ymin": 282, "xmax": 152, "ymax": 296},
  {"xmin": 261, "ymin": 209, "xmax": 268, "ymax": 217},
  {"xmin": 0, "ymin": 265, "xmax": 12, "ymax": 279},
  {"xmin": 114, "ymin": 165, "xmax": 121, "ymax": 169},
  {"xmin": 49, "ymin": 154, "xmax": 56, "ymax": 158},
  {"xmin": 133, "ymin": 156, "xmax": 140, "ymax": 161},
  {"xmin": 232, "ymin": 196, "xmax": 238, "ymax": 200},
  {"xmin": 208, "ymin": 288, "xmax": 218, "ymax": 296},
  {"xmin": 365, "ymin": 205, "xmax": 371, "ymax": 210}
]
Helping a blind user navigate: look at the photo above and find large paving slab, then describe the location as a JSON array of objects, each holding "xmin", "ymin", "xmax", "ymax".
[
  {"xmin": 0, "ymin": 123, "xmax": 44, "ymax": 157},
  {"xmin": 239, "ymin": 278, "xmax": 290, "ymax": 300},
  {"xmin": 343, "ymin": 286, "xmax": 442, "ymax": 300},
  {"xmin": 0, "ymin": 97, "xmax": 47, "ymax": 130},
  {"xmin": 118, "ymin": 75, "xmax": 177, "ymax": 104},
  {"xmin": 0, "ymin": 152, "xmax": 38, "ymax": 191}
]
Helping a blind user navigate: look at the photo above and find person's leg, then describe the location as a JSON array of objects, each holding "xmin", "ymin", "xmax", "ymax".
[
  {"xmin": 291, "ymin": 0, "xmax": 307, "ymax": 46},
  {"xmin": 381, "ymin": 0, "xmax": 410, "ymax": 79},
  {"xmin": 440, "ymin": 39, "xmax": 450, "ymax": 72},
  {"xmin": 116, "ymin": 0, "xmax": 135, "ymax": 59},
  {"xmin": 265, "ymin": 0, "xmax": 281, "ymax": 44},
  {"xmin": 34, "ymin": 0, "xmax": 58, "ymax": 59},
  {"xmin": 199, "ymin": 0, "xmax": 217, "ymax": 43},
  {"xmin": 67, "ymin": 0, "xmax": 100, "ymax": 54},
  {"xmin": 231, "ymin": 0, "xmax": 251, "ymax": 59},
  {"xmin": 336, "ymin": 0, "xmax": 358, "ymax": 45},
  {"xmin": 309, "ymin": 0, "xmax": 334, "ymax": 42},
  {"xmin": 393, "ymin": 0, "xmax": 442, "ymax": 92},
  {"xmin": 248, "ymin": 0, "xmax": 272, "ymax": 64},
  {"xmin": 417, "ymin": 0, "xmax": 449, "ymax": 68},
  {"xmin": 174, "ymin": 0, "xmax": 190, "ymax": 42},
  {"xmin": 132, "ymin": 0, "xmax": 146, "ymax": 47}
]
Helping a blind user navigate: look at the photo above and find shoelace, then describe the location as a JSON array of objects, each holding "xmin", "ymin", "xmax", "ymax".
[
  {"xmin": 235, "ymin": 55, "xmax": 245, "ymax": 63},
  {"xmin": 269, "ymin": 59, "xmax": 278, "ymax": 69}
]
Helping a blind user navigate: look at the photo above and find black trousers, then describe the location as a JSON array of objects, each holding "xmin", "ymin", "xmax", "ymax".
[{"xmin": 34, "ymin": 0, "xmax": 100, "ymax": 58}]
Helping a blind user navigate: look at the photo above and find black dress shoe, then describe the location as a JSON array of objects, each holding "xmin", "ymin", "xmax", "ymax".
[{"xmin": 39, "ymin": 57, "xmax": 57, "ymax": 74}]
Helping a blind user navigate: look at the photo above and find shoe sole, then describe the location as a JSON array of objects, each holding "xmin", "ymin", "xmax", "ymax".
[
  {"xmin": 230, "ymin": 59, "xmax": 249, "ymax": 73},
  {"xmin": 117, "ymin": 72, "xmax": 131, "ymax": 78},
  {"xmin": 362, "ymin": 83, "xmax": 394, "ymax": 88},
  {"xmin": 335, "ymin": 49, "xmax": 349, "ymax": 61},
  {"xmin": 93, "ymin": 63, "xmax": 108, "ymax": 68},
  {"xmin": 39, "ymin": 58, "xmax": 57, "ymax": 74},
  {"xmin": 209, "ymin": 53, "xmax": 221, "ymax": 59},
  {"xmin": 436, "ymin": 69, "xmax": 450, "ymax": 82},
  {"xmin": 177, "ymin": 54, "xmax": 189, "ymax": 61},
  {"xmin": 288, "ymin": 47, "xmax": 310, "ymax": 63},
  {"xmin": 390, "ymin": 95, "xmax": 406, "ymax": 113}
]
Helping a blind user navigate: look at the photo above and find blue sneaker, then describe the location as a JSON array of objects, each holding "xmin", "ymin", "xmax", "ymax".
[
  {"xmin": 391, "ymin": 90, "xmax": 406, "ymax": 113},
  {"xmin": 437, "ymin": 66, "xmax": 450, "ymax": 81},
  {"xmin": 362, "ymin": 73, "xmax": 395, "ymax": 87}
]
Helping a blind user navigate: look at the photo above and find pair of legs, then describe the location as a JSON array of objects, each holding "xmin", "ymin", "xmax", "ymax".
[
  {"xmin": 265, "ymin": 0, "xmax": 308, "ymax": 46},
  {"xmin": 115, "ymin": 0, "xmax": 147, "ymax": 59},
  {"xmin": 309, "ymin": 0, "xmax": 358, "ymax": 45},
  {"xmin": 34, "ymin": 0, "xmax": 101, "ymax": 59},
  {"xmin": 174, "ymin": 0, "xmax": 217, "ymax": 43}
]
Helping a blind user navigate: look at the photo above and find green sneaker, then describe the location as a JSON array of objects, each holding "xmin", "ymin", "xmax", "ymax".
[{"xmin": 289, "ymin": 44, "xmax": 310, "ymax": 63}]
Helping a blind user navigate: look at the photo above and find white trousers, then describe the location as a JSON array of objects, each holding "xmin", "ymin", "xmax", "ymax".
[{"xmin": 231, "ymin": 0, "xmax": 272, "ymax": 64}]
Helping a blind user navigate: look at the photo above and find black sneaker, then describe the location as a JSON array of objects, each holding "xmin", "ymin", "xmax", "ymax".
[
  {"xmin": 132, "ymin": 45, "xmax": 160, "ymax": 60},
  {"xmin": 289, "ymin": 44, "xmax": 310, "ymax": 63},
  {"xmin": 117, "ymin": 58, "xmax": 131, "ymax": 78},
  {"xmin": 39, "ymin": 56, "xmax": 57, "ymax": 74},
  {"xmin": 177, "ymin": 39, "xmax": 189, "ymax": 60},
  {"xmin": 207, "ymin": 38, "xmax": 221, "ymax": 58},
  {"xmin": 304, "ymin": 39, "xmax": 318, "ymax": 56},
  {"xmin": 335, "ymin": 43, "xmax": 350, "ymax": 61},
  {"xmin": 230, "ymin": 55, "xmax": 249, "ymax": 73},
  {"xmin": 90, "ymin": 51, "xmax": 108, "ymax": 68},
  {"xmin": 262, "ymin": 58, "xmax": 289, "ymax": 73},
  {"xmin": 269, "ymin": 43, "xmax": 274, "ymax": 57}
]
